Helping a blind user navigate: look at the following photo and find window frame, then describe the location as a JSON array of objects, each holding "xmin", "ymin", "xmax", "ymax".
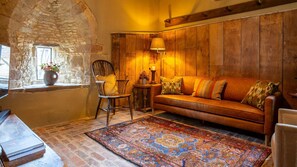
[{"xmin": 34, "ymin": 45, "xmax": 57, "ymax": 80}]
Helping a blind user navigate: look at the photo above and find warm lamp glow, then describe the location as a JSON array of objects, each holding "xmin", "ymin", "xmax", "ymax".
[{"xmin": 150, "ymin": 38, "xmax": 165, "ymax": 51}]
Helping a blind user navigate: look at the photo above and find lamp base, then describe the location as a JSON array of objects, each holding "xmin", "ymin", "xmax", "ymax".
[{"xmin": 150, "ymin": 70, "xmax": 156, "ymax": 84}]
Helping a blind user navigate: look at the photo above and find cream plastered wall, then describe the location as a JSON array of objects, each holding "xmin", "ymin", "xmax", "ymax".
[
  {"xmin": 0, "ymin": 88, "xmax": 89, "ymax": 128},
  {"xmin": 158, "ymin": 0, "xmax": 297, "ymax": 30},
  {"xmin": 85, "ymin": 0, "xmax": 160, "ymax": 60}
]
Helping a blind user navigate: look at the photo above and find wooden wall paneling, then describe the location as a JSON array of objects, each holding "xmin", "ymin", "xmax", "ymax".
[
  {"xmin": 119, "ymin": 34, "xmax": 126, "ymax": 80},
  {"xmin": 241, "ymin": 17, "xmax": 260, "ymax": 78},
  {"xmin": 162, "ymin": 31, "xmax": 176, "ymax": 78},
  {"xmin": 260, "ymin": 13, "xmax": 283, "ymax": 86},
  {"xmin": 135, "ymin": 34, "xmax": 145, "ymax": 84},
  {"xmin": 143, "ymin": 34, "xmax": 153, "ymax": 81},
  {"xmin": 125, "ymin": 34, "xmax": 137, "ymax": 93},
  {"xmin": 283, "ymin": 10, "xmax": 297, "ymax": 109},
  {"xmin": 154, "ymin": 33, "xmax": 163, "ymax": 82},
  {"xmin": 209, "ymin": 23, "xmax": 223, "ymax": 77},
  {"xmin": 164, "ymin": 0, "xmax": 297, "ymax": 27},
  {"xmin": 175, "ymin": 29, "xmax": 186, "ymax": 76},
  {"xmin": 185, "ymin": 27, "xmax": 197, "ymax": 76},
  {"xmin": 111, "ymin": 34, "xmax": 120, "ymax": 78},
  {"xmin": 223, "ymin": 19, "xmax": 242, "ymax": 77},
  {"xmin": 196, "ymin": 25, "xmax": 210, "ymax": 77}
]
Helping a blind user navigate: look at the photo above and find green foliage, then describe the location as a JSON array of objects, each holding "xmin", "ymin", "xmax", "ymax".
[{"xmin": 41, "ymin": 62, "xmax": 60, "ymax": 73}]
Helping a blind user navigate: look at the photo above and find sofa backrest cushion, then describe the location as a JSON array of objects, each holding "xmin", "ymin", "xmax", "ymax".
[
  {"xmin": 180, "ymin": 76, "xmax": 258, "ymax": 102},
  {"xmin": 160, "ymin": 76, "xmax": 183, "ymax": 95},
  {"xmin": 218, "ymin": 76, "xmax": 257, "ymax": 102},
  {"xmin": 192, "ymin": 78, "xmax": 226, "ymax": 100},
  {"xmin": 180, "ymin": 76, "xmax": 210, "ymax": 95}
]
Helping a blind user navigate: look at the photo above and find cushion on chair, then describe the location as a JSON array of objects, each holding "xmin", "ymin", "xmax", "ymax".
[
  {"xmin": 160, "ymin": 76, "xmax": 183, "ymax": 95},
  {"xmin": 96, "ymin": 74, "xmax": 119, "ymax": 95},
  {"xmin": 192, "ymin": 78, "xmax": 226, "ymax": 100},
  {"xmin": 241, "ymin": 80, "xmax": 279, "ymax": 111}
]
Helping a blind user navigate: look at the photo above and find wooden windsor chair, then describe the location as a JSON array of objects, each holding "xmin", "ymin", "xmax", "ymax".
[{"xmin": 91, "ymin": 60, "xmax": 133, "ymax": 127}]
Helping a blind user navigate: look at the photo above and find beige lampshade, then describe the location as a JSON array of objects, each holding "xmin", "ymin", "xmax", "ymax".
[{"xmin": 150, "ymin": 37, "xmax": 165, "ymax": 51}]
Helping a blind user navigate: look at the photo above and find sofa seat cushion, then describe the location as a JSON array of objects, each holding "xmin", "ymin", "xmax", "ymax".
[{"xmin": 154, "ymin": 95, "xmax": 264, "ymax": 123}]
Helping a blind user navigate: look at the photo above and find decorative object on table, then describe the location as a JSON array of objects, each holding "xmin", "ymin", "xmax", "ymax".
[
  {"xmin": 86, "ymin": 116, "xmax": 271, "ymax": 167},
  {"xmin": 139, "ymin": 71, "xmax": 149, "ymax": 85},
  {"xmin": 41, "ymin": 62, "xmax": 60, "ymax": 86},
  {"xmin": 149, "ymin": 65, "xmax": 157, "ymax": 84}
]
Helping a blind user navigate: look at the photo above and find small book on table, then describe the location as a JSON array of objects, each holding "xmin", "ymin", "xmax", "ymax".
[{"xmin": 0, "ymin": 134, "xmax": 45, "ymax": 166}]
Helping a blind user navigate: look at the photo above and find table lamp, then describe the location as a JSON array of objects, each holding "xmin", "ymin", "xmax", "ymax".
[{"xmin": 150, "ymin": 37, "xmax": 165, "ymax": 84}]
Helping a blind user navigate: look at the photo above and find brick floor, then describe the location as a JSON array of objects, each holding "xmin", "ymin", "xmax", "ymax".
[
  {"xmin": 33, "ymin": 110, "xmax": 273, "ymax": 167},
  {"xmin": 33, "ymin": 110, "xmax": 149, "ymax": 167}
]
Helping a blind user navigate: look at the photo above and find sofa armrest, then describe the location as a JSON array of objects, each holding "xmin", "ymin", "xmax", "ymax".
[
  {"xmin": 264, "ymin": 91, "xmax": 281, "ymax": 135},
  {"xmin": 278, "ymin": 108, "xmax": 297, "ymax": 126},
  {"xmin": 273, "ymin": 123, "xmax": 297, "ymax": 167},
  {"xmin": 150, "ymin": 84, "xmax": 162, "ymax": 110}
]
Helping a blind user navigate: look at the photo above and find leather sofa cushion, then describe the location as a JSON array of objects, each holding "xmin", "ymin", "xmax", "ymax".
[
  {"xmin": 154, "ymin": 95, "xmax": 264, "ymax": 123},
  {"xmin": 218, "ymin": 76, "xmax": 257, "ymax": 102},
  {"xmin": 180, "ymin": 76, "xmax": 210, "ymax": 95},
  {"xmin": 180, "ymin": 76, "xmax": 257, "ymax": 102}
]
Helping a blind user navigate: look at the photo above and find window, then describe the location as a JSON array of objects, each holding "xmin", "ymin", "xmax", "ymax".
[
  {"xmin": 8, "ymin": 43, "xmax": 89, "ymax": 89},
  {"xmin": 0, "ymin": 45, "xmax": 10, "ymax": 87},
  {"xmin": 0, "ymin": 45, "xmax": 10, "ymax": 79},
  {"xmin": 0, "ymin": 45, "xmax": 10, "ymax": 97},
  {"xmin": 35, "ymin": 46, "xmax": 56, "ymax": 80}
]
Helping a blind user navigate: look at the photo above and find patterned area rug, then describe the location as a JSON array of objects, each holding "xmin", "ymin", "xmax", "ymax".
[{"xmin": 85, "ymin": 116, "xmax": 271, "ymax": 167}]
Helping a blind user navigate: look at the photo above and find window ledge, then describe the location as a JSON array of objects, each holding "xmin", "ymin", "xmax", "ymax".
[{"xmin": 9, "ymin": 84, "xmax": 89, "ymax": 93}]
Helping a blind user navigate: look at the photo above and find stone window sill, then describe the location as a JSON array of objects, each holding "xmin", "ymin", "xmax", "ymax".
[{"xmin": 9, "ymin": 84, "xmax": 89, "ymax": 93}]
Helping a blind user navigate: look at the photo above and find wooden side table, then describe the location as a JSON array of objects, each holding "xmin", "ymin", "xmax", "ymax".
[{"xmin": 133, "ymin": 84, "xmax": 152, "ymax": 112}]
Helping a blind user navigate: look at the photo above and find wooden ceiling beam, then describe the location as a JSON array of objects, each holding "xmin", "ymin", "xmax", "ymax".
[{"xmin": 165, "ymin": 0, "xmax": 297, "ymax": 27}]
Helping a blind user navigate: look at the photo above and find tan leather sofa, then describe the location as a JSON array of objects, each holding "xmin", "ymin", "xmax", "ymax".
[{"xmin": 150, "ymin": 76, "xmax": 281, "ymax": 145}]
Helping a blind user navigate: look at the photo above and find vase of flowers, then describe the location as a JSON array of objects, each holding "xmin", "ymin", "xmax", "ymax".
[
  {"xmin": 139, "ymin": 71, "xmax": 149, "ymax": 84},
  {"xmin": 41, "ymin": 62, "xmax": 60, "ymax": 86}
]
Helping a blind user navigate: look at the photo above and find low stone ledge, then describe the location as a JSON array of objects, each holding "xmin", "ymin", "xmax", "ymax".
[{"xmin": 9, "ymin": 84, "xmax": 89, "ymax": 93}]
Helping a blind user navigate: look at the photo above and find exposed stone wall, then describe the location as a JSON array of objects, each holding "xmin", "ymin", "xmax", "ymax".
[{"xmin": 4, "ymin": 0, "xmax": 100, "ymax": 88}]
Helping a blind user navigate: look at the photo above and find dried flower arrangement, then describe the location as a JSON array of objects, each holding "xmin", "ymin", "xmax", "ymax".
[{"xmin": 41, "ymin": 62, "xmax": 60, "ymax": 73}]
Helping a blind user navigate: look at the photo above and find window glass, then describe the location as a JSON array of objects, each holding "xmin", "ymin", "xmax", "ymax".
[
  {"xmin": 36, "ymin": 46, "xmax": 54, "ymax": 80},
  {"xmin": 0, "ymin": 45, "xmax": 10, "ymax": 97}
]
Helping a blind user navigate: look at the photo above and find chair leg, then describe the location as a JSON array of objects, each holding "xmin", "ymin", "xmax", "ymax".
[
  {"xmin": 128, "ymin": 96, "xmax": 133, "ymax": 121},
  {"xmin": 95, "ymin": 98, "xmax": 102, "ymax": 119},
  {"xmin": 113, "ymin": 99, "xmax": 116, "ymax": 115},
  {"xmin": 106, "ymin": 99, "xmax": 111, "ymax": 127}
]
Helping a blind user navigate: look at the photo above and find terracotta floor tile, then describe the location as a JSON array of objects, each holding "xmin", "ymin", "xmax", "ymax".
[{"xmin": 33, "ymin": 110, "xmax": 272, "ymax": 167}]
